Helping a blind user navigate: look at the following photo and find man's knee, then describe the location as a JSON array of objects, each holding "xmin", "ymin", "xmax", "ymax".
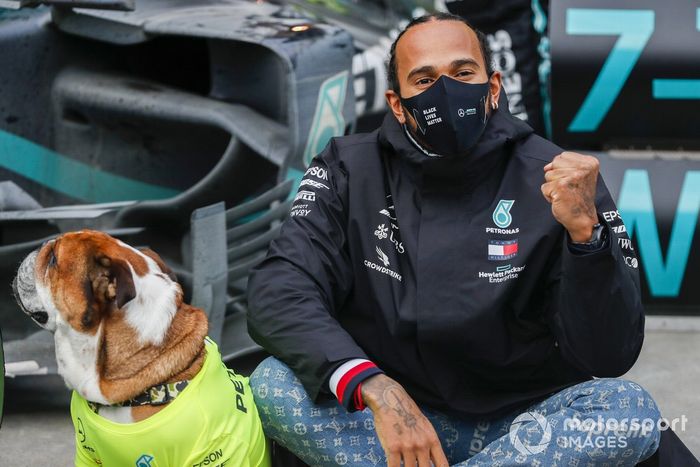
[
  {"xmin": 250, "ymin": 357, "xmax": 304, "ymax": 418},
  {"xmin": 249, "ymin": 357, "xmax": 312, "ymax": 435},
  {"xmin": 593, "ymin": 378, "xmax": 660, "ymax": 418},
  {"xmin": 250, "ymin": 356, "xmax": 303, "ymax": 397},
  {"xmin": 587, "ymin": 378, "xmax": 661, "ymax": 458}
]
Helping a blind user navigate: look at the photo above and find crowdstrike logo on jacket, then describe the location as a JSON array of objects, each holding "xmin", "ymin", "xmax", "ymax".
[
  {"xmin": 364, "ymin": 246, "xmax": 402, "ymax": 281},
  {"xmin": 376, "ymin": 246, "xmax": 390, "ymax": 266}
]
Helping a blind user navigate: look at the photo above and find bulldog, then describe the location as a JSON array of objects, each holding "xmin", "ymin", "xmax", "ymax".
[{"xmin": 12, "ymin": 230, "xmax": 270, "ymax": 467}]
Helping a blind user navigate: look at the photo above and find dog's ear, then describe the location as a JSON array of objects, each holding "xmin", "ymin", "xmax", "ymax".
[
  {"xmin": 138, "ymin": 247, "xmax": 177, "ymax": 282},
  {"xmin": 93, "ymin": 256, "xmax": 136, "ymax": 309}
]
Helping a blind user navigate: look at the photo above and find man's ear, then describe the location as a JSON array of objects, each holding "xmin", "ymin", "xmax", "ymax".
[
  {"xmin": 488, "ymin": 71, "xmax": 502, "ymax": 110},
  {"xmin": 95, "ymin": 256, "xmax": 136, "ymax": 309},
  {"xmin": 385, "ymin": 89, "xmax": 406, "ymax": 125}
]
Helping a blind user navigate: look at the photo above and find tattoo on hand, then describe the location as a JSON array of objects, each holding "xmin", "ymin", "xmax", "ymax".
[{"xmin": 383, "ymin": 386, "xmax": 419, "ymax": 431}]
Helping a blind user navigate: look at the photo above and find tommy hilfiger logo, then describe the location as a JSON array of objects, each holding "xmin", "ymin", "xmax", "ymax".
[{"xmin": 488, "ymin": 239, "xmax": 518, "ymax": 261}]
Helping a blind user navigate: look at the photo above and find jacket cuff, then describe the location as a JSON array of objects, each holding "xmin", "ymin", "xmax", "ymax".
[
  {"xmin": 567, "ymin": 227, "xmax": 609, "ymax": 255},
  {"xmin": 566, "ymin": 216, "xmax": 611, "ymax": 256},
  {"xmin": 328, "ymin": 359, "xmax": 383, "ymax": 412}
]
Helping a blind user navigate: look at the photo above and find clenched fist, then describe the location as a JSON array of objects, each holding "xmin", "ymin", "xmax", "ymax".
[{"xmin": 541, "ymin": 152, "xmax": 599, "ymax": 243}]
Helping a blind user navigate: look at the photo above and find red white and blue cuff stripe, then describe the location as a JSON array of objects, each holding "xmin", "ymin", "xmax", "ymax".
[{"xmin": 329, "ymin": 359, "xmax": 383, "ymax": 412}]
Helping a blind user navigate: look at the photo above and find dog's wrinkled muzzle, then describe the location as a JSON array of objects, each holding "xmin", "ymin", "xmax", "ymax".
[{"xmin": 12, "ymin": 250, "xmax": 49, "ymax": 328}]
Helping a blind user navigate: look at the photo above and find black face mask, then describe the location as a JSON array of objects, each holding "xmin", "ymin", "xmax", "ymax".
[{"xmin": 400, "ymin": 75, "xmax": 490, "ymax": 157}]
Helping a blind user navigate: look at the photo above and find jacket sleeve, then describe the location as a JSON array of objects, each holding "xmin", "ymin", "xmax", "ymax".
[
  {"xmin": 546, "ymin": 175, "xmax": 645, "ymax": 377},
  {"xmin": 247, "ymin": 140, "xmax": 372, "ymax": 402}
]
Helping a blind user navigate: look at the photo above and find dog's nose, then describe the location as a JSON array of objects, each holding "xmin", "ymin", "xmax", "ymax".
[
  {"xmin": 11, "ymin": 273, "xmax": 19, "ymax": 299},
  {"xmin": 12, "ymin": 274, "xmax": 38, "ymax": 319},
  {"xmin": 12, "ymin": 249, "xmax": 49, "ymax": 327}
]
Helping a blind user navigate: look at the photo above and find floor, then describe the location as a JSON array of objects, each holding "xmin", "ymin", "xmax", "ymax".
[{"xmin": 0, "ymin": 318, "xmax": 698, "ymax": 466}]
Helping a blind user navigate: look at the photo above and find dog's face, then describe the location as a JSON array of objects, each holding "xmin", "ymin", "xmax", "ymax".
[{"xmin": 12, "ymin": 230, "xmax": 183, "ymax": 403}]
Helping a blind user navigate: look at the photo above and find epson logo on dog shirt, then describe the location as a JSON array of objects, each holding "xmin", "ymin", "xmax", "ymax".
[{"xmin": 192, "ymin": 448, "xmax": 225, "ymax": 467}]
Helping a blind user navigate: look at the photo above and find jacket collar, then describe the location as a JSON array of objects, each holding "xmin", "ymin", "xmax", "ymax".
[{"xmin": 378, "ymin": 92, "xmax": 534, "ymax": 180}]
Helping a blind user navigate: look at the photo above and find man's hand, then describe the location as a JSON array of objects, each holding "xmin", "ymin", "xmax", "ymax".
[
  {"xmin": 541, "ymin": 152, "xmax": 599, "ymax": 242},
  {"xmin": 361, "ymin": 374, "xmax": 449, "ymax": 467}
]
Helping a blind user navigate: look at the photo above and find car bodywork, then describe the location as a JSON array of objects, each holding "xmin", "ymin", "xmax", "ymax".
[{"xmin": 0, "ymin": 0, "xmax": 423, "ymax": 380}]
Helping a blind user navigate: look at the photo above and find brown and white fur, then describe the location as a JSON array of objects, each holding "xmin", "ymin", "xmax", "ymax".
[{"xmin": 12, "ymin": 230, "xmax": 209, "ymax": 423}]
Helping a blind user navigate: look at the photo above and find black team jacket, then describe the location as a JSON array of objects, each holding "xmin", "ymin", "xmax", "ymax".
[{"xmin": 247, "ymin": 102, "xmax": 645, "ymax": 419}]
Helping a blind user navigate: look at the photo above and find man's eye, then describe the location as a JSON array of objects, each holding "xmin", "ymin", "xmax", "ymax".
[
  {"xmin": 416, "ymin": 78, "xmax": 433, "ymax": 86},
  {"xmin": 455, "ymin": 70, "xmax": 473, "ymax": 78}
]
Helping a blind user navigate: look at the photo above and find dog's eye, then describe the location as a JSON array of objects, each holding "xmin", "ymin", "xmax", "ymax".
[{"xmin": 48, "ymin": 249, "xmax": 57, "ymax": 268}]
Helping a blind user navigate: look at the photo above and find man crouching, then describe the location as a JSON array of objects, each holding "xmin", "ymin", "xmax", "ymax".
[{"xmin": 247, "ymin": 13, "xmax": 660, "ymax": 467}]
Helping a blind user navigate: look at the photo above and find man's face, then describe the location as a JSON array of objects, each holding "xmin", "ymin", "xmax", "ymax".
[{"xmin": 385, "ymin": 20, "xmax": 502, "ymax": 137}]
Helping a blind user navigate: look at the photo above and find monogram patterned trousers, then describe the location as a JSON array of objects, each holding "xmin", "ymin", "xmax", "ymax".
[{"xmin": 250, "ymin": 357, "xmax": 661, "ymax": 467}]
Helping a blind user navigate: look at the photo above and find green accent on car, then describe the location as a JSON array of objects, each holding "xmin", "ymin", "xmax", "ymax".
[
  {"xmin": 302, "ymin": 71, "xmax": 348, "ymax": 167},
  {"xmin": 0, "ymin": 130, "xmax": 180, "ymax": 203},
  {"xmin": 566, "ymin": 9, "xmax": 655, "ymax": 132}
]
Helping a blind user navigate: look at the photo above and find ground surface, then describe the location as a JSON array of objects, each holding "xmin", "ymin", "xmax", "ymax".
[{"xmin": 0, "ymin": 317, "xmax": 698, "ymax": 466}]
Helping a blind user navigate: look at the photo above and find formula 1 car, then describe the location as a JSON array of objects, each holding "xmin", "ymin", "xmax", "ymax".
[{"xmin": 0, "ymin": 0, "xmax": 438, "ymax": 382}]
